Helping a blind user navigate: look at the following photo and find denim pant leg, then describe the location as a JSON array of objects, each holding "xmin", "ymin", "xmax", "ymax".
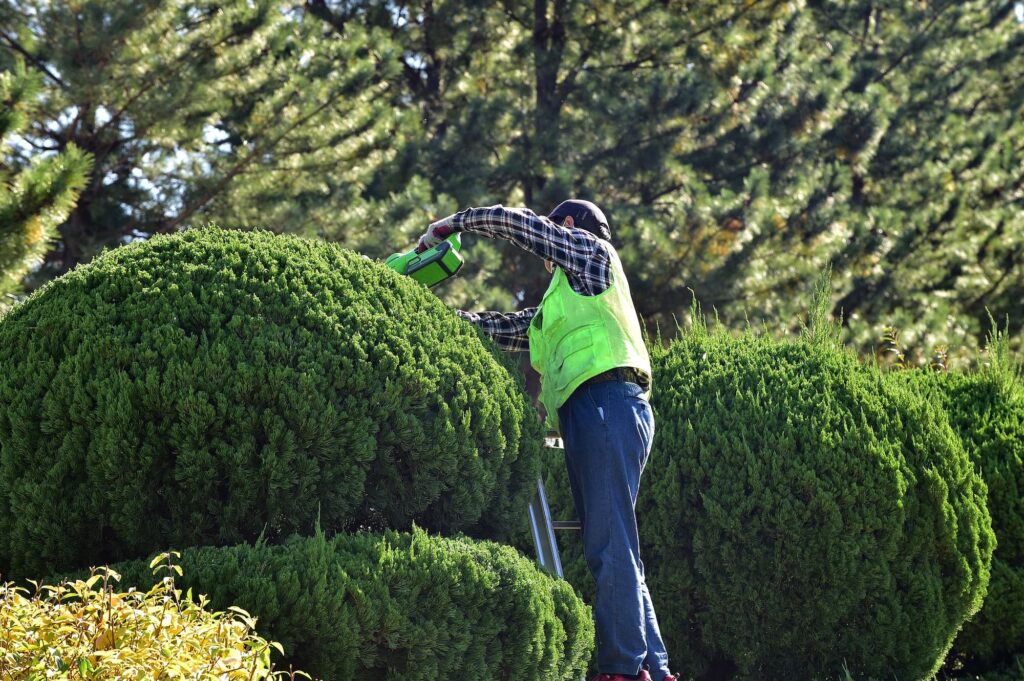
[
  {"xmin": 641, "ymin": 571, "xmax": 670, "ymax": 677},
  {"xmin": 559, "ymin": 380, "xmax": 671, "ymax": 680}
]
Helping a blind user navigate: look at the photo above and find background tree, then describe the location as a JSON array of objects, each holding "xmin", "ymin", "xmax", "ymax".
[
  {"xmin": 0, "ymin": 59, "xmax": 90, "ymax": 309},
  {"xmin": 302, "ymin": 0, "xmax": 1022, "ymax": 365},
  {"xmin": 714, "ymin": 1, "xmax": 1024, "ymax": 362},
  {"xmin": 0, "ymin": 0, "xmax": 404, "ymax": 285},
  {"xmin": 3, "ymin": 0, "xmax": 1020, "ymax": 364}
]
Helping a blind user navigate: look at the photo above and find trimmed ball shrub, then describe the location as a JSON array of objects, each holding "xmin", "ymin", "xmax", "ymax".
[
  {"xmin": 545, "ymin": 324, "xmax": 994, "ymax": 680},
  {"xmin": 968, "ymin": 655, "xmax": 1024, "ymax": 681},
  {"xmin": 57, "ymin": 527, "xmax": 595, "ymax": 681},
  {"xmin": 0, "ymin": 227, "xmax": 543, "ymax": 579},
  {"xmin": 890, "ymin": 365, "xmax": 1024, "ymax": 670}
]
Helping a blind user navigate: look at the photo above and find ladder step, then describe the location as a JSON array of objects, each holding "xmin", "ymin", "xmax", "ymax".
[
  {"xmin": 541, "ymin": 436, "xmax": 578, "ymax": 531},
  {"xmin": 552, "ymin": 520, "xmax": 581, "ymax": 531}
]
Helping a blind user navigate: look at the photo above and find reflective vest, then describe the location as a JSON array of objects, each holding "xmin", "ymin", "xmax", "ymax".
[{"xmin": 527, "ymin": 246, "xmax": 652, "ymax": 434}]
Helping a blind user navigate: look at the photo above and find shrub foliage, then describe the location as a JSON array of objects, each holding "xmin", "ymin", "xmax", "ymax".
[
  {"xmin": 0, "ymin": 227, "xmax": 543, "ymax": 579},
  {"xmin": 892, "ymin": 359, "xmax": 1024, "ymax": 670},
  {"xmin": 61, "ymin": 528, "xmax": 594, "ymax": 681},
  {"xmin": 633, "ymin": 324, "xmax": 994, "ymax": 680}
]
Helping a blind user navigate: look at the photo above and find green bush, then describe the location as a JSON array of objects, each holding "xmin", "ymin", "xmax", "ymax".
[
  {"xmin": 54, "ymin": 527, "xmax": 594, "ymax": 681},
  {"xmin": 546, "ymin": 321, "xmax": 994, "ymax": 681},
  {"xmin": 0, "ymin": 227, "xmax": 543, "ymax": 579},
  {"xmin": 891, "ymin": 362, "xmax": 1024, "ymax": 670},
  {"xmin": 960, "ymin": 654, "xmax": 1024, "ymax": 681}
]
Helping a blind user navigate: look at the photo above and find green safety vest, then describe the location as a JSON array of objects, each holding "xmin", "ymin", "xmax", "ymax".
[{"xmin": 527, "ymin": 246, "xmax": 652, "ymax": 434}]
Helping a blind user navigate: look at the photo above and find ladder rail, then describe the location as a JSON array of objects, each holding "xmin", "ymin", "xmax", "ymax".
[
  {"xmin": 534, "ymin": 434, "xmax": 588, "ymax": 681},
  {"xmin": 528, "ymin": 477, "xmax": 564, "ymax": 578},
  {"xmin": 531, "ymin": 434, "xmax": 581, "ymax": 576}
]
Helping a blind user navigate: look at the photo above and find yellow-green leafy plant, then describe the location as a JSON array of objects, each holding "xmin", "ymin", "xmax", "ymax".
[{"xmin": 0, "ymin": 552, "xmax": 312, "ymax": 680}]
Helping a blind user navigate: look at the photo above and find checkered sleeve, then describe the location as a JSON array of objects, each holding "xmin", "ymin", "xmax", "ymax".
[
  {"xmin": 451, "ymin": 205, "xmax": 612, "ymax": 296},
  {"xmin": 456, "ymin": 308, "xmax": 537, "ymax": 353}
]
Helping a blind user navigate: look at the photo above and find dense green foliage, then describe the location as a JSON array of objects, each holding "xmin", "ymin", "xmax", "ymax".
[
  {"xmin": 889, "ymin": 355, "xmax": 1024, "ymax": 671},
  {"xmin": 0, "ymin": 59, "xmax": 90, "ymax": 305},
  {"xmin": 53, "ymin": 528, "xmax": 594, "ymax": 681},
  {"xmin": 0, "ymin": 227, "xmax": 543, "ymax": 579},
  {"xmin": 545, "ymin": 320, "xmax": 995, "ymax": 680},
  {"xmin": 641, "ymin": 326, "xmax": 993, "ymax": 679},
  {"xmin": 3, "ymin": 0, "xmax": 1020, "ymax": 360},
  {"xmin": 969, "ymin": 654, "xmax": 1024, "ymax": 681},
  {"xmin": 0, "ymin": 0, "xmax": 404, "ymax": 282}
]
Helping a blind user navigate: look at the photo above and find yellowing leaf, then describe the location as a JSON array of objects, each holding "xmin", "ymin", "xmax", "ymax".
[{"xmin": 93, "ymin": 628, "xmax": 116, "ymax": 651}]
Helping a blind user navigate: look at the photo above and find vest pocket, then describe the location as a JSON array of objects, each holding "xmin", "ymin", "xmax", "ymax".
[
  {"xmin": 541, "ymin": 292, "xmax": 567, "ymax": 333},
  {"xmin": 553, "ymin": 324, "xmax": 598, "ymax": 391}
]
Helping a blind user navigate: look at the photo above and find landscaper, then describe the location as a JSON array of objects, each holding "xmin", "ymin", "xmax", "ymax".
[{"xmin": 417, "ymin": 201, "xmax": 677, "ymax": 681}]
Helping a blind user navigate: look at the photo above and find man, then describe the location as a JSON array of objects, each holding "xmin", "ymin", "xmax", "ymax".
[{"xmin": 417, "ymin": 200, "xmax": 677, "ymax": 681}]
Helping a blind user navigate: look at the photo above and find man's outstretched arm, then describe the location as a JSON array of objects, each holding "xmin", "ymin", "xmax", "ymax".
[
  {"xmin": 456, "ymin": 307, "xmax": 537, "ymax": 353},
  {"xmin": 449, "ymin": 205, "xmax": 610, "ymax": 294},
  {"xmin": 419, "ymin": 205, "xmax": 612, "ymax": 295}
]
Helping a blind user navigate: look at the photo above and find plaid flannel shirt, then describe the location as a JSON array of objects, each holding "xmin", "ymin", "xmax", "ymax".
[{"xmin": 453, "ymin": 205, "xmax": 612, "ymax": 352}]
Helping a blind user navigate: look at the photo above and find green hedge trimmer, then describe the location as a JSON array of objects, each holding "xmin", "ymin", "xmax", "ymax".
[{"xmin": 385, "ymin": 234, "xmax": 464, "ymax": 288}]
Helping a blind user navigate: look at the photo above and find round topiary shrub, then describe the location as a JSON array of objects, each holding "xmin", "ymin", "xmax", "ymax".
[
  {"xmin": 550, "ymin": 323, "xmax": 992, "ymax": 681},
  {"xmin": 58, "ymin": 527, "xmax": 594, "ymax": 681},
  {"xmin": 0, "ymin": 227, "xmax": 543, "ymax": 579},
  {"xmin": 891, "ymin": 363, "xmax": 1024, "ymax": 671}
]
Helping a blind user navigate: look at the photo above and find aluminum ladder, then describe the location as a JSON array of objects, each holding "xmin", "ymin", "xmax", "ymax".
[
  {"xmin": 528, "ymin": 435, "xmax": 581, "ymax": 579},
  {"xmin": 530, "ymin": 436, "xmax": 590, "ymax": 681}
]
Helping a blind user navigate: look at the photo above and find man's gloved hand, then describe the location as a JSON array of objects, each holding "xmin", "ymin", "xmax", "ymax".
[{"xmin": 416, "ymin": 215, "xmax": 456, "ymax": 253}]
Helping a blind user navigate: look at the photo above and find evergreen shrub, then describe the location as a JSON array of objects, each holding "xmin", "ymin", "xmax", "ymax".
[
  {"xmin": 546, "ymin": 321, "xmax": 994, "ymax": 680},
  {"xmin": 968, "ymin": 655, "xmax": 1024, "ymax": 681},
  {"xmin": 0, "ymin": 227, "xmax": 543, "ymax": 579},
  {"xmin": 62, "ymin": 528, "xmax": 594, "ymax": 681},
  {"xmin": 890, "ymin": 358, "xmax": 1024, "ymax": 670}
]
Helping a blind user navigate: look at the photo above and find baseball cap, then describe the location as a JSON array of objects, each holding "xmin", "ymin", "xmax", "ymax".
[{"xmin": 548, "ymin": 199, "xmax": 611, "ymax": 241}]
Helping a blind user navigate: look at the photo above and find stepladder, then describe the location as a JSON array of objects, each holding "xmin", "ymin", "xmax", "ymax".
[
  {"xmin": 528, "ymin": 434, "xmax": 581, "ymax": 579},
  {"xmin": 530, "ymin": 435, "xmax": 590, "ymax": 681}
]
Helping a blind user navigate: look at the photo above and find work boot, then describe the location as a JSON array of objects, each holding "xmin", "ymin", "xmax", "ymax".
[{"xmin": 592, "ymin": 672, "xmax": 653, "ymax": 681}]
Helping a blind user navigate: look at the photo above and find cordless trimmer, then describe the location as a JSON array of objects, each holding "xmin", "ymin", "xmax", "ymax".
[{"xmin": 385, "ymin": 233, "xmax": 464, "ymax": 288}]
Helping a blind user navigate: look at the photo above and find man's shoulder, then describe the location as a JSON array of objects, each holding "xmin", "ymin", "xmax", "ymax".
[{"xmin": 594, "ymin": 238, "xmax": 618, "ymax": 264}]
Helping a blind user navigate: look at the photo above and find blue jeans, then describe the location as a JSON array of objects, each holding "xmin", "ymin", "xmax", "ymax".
[{"xmin": 558, "ymin": 379, "xmax": 670, "ymax": 680}]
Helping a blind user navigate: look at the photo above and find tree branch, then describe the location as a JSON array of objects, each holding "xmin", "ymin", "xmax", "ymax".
[
  {"xmin": 304, "ymin": 0, "xmax": 347, "ymax": 35},
  {"xmin": 0, "ymin": 31, "xmax": 67, "ymax": 88},
  {"xmin": 874, "ymin": 1, "xmax": 955, "ymax": 84},
  {"xmin": 584, "ymin": 0, "xmax": 783, "ymax": 73},
  {"xmin": 156, "ymin": 87, "xmax": 352, "ymax": 233},
  {"xmin": 502, "ymin": 5, "xmax": 530, "ymax": 30}
]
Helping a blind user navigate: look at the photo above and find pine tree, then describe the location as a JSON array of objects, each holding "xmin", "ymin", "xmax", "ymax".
[
  {"xmin": 0, "ymin": 59, "xmax": 91, "ymax": 308},
  {"xmin": 308, "ymin": 1, "xmax": 1022, "ymax": 362},
  {"xmin": 5, "ymin": 1, "xmax": 1019, "ymax": 360},
  {"xmin": 301, "ymin": 0, "xmax": 796, "ymax": 367},
  {"xmin": 698, "ymin": 1, "xmax": 1024, "ymax": 361},
  {"xmin": 0, "ymin": 0, "xmax": 402, "ymax": 285}
]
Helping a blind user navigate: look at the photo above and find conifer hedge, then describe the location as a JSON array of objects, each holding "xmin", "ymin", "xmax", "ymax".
[
  {"xmin": 65, "ymin": 528, "xmax": 594, "ymax": 681},
  {"xmin": 0, "ymin": 227, "xmax": 543, "ymax": 579},
  {"xmin": 639, "ymin": 326, "xmax": 993, "ymax": 680},
  {"xmin": 545, "ymin": 323, "xmax": 995, "ymax": 680},
  {"xmin": 890, "ymin": 364, "xmax": 1024, "ymax": 670}
]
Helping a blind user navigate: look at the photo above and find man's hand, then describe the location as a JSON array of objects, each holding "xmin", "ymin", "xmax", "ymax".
[{"xmin": 416, "ymin": 215, "xmax": 456, "ymax": 253}]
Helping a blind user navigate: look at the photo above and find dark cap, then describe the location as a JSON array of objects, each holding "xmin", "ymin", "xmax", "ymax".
[{"xmin": 548, "ymin": 199, "xmax": 611, "ymax": 241}]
